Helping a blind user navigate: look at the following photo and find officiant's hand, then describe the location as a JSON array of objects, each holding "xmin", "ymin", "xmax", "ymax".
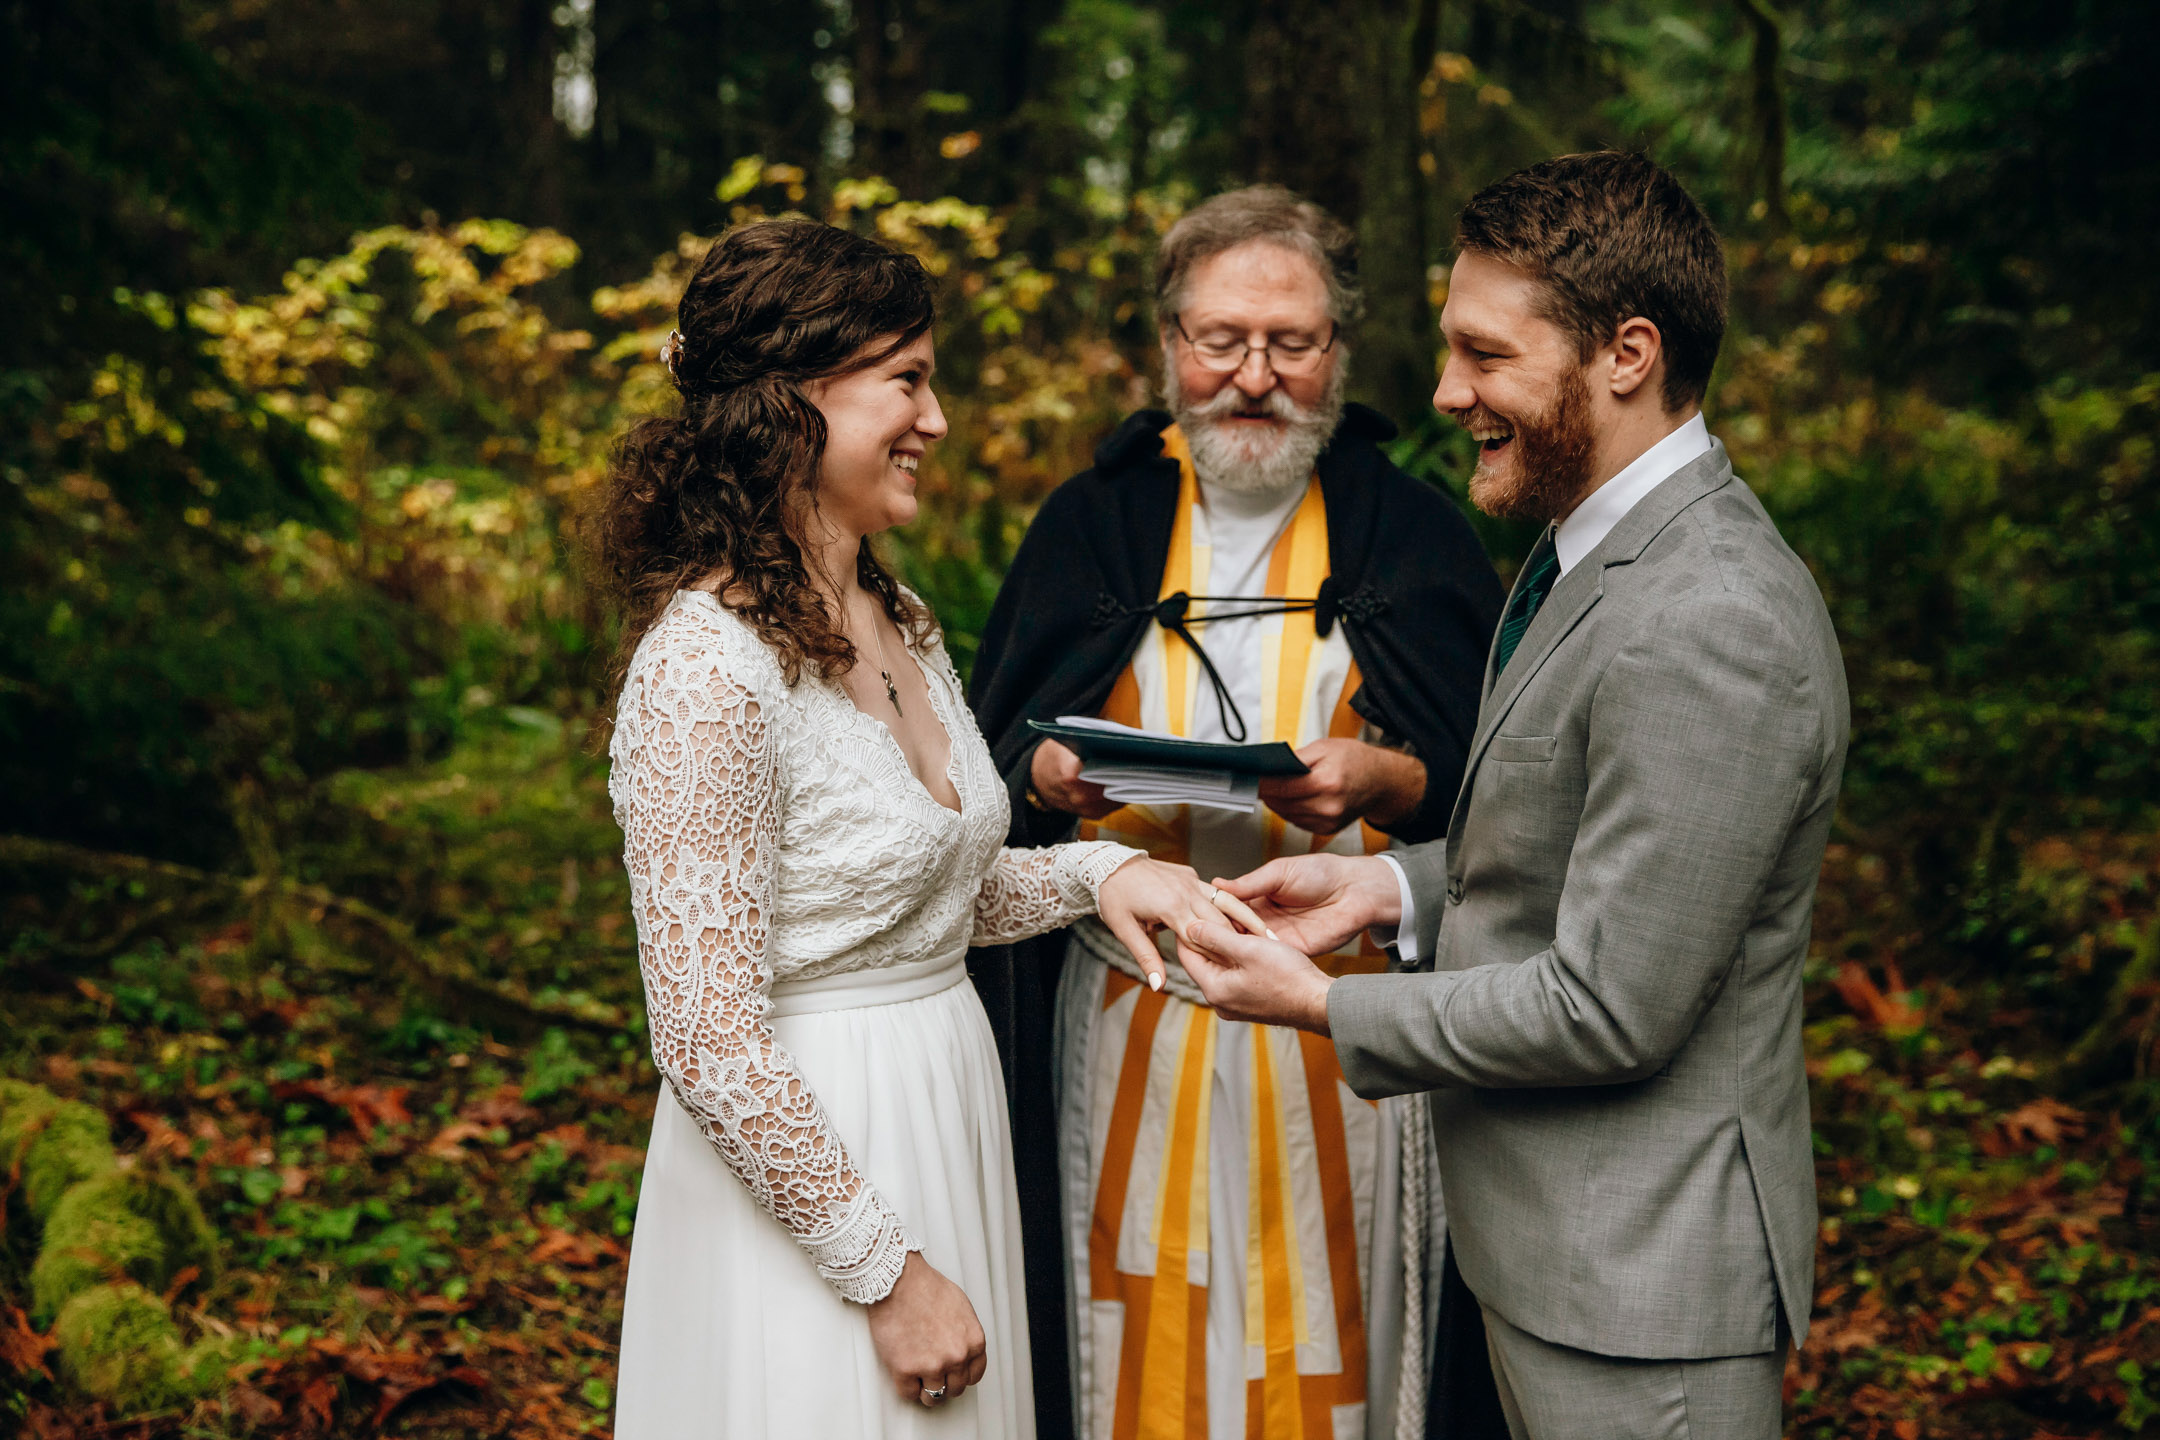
[
  {"xmin": 1211, "ymin": 853, "xmax": 1400, "ymax": 958},
  {"xmin": 868, "ymin": 1252, "xmax": 988, "ymax": 1407},
  {"xmin": 1097, "ymin": 857, "xmax": 1233, "ymax": 992},
  {"xmin": 1175, "ymin": 922, "xmax": 1335, "ymax": 1034},
  {"xmin": 1257, "ymin": 737, "xmax": 1425, "ymax": 834},
  {"xmin": 1030, "ymin": 738, "xmax": 1119, "ymax": 819}
]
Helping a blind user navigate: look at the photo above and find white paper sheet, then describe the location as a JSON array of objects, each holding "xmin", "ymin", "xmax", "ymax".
[{"xmin": 1078, "ymin": 764, "xmax": 1260, "ymax": 814}]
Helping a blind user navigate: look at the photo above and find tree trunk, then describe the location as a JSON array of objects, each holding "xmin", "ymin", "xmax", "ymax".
[
  {"xmin": 1236, "ymin": 0, "xmax": 1438, "ymax": 425},
  {"xmin": 852, "ymin": 0, "xmax": 939, "ymax": 190},
  {"xmin": 1352, "ymin": 0, "xmax": 1442, "ymax": 426},
  {"xmin": 506, "ymin": 0, "xmax": 565, "ymax": 227},
  {"xmin": 1238, "ymin": 0, "xmax": 1365, "ymax": 221},
  {"xmin": 1736, "ymin": 0, "xmax": 1790, "ymax": 231}
]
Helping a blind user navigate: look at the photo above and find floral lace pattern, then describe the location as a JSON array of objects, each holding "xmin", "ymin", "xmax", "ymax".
[
  {"xmin": 610, "ymin": 590, "xmax": 1138, "ymax": 1303},
  {"xmin": 972, "ymin": 844, "xmax": 1139, "ymax": 946}
]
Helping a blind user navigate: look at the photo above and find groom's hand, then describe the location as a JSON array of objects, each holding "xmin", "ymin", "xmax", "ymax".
[
  {"xmin": 1176, "ymin": 922, "xmax": 1334, "ymax": 1034},
  {"xmin": 1211, "ymin": 853, "xmax": 1399, "ymax": 958}
]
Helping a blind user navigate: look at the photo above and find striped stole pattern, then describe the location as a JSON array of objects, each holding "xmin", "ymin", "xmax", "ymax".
[{"xmin": 1072, "ymin": 426, "xmax": 1386, "ymax": 1439}]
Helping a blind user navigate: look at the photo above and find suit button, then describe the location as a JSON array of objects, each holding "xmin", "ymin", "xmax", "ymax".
[{"xmin": 1446, "ymin": 878, "xmax": 1465, "ymax": 904}]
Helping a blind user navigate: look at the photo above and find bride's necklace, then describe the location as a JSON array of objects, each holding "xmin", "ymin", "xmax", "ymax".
[{"xmin": 866, "ymin": 614, "xmax": 903, "ymax": 716}]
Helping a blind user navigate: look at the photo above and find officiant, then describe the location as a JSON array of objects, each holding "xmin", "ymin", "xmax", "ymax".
[{"xmin": 967, "ymin": 186, "xmax": 1503, "ymax": 1440}]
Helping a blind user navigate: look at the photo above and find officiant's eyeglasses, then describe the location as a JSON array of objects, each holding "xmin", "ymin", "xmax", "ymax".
[{"xmin": 1173, "ymin": 316, "xmax": 1339, "ymax": 377}]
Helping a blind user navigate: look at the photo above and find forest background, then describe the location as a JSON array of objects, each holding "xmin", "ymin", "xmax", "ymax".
[{"xmin": 3, "ymin": 1, "xmax": 2158, "ymax": 1436}]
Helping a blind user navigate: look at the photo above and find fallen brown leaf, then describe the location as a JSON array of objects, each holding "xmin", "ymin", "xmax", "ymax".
[
  {"xmin": 1814, "ymin": 1291, "xmax": 1891, "ymax": 1355},
  {"xmin": 124, "ymin": 1110, "xmax": 191, "ymax": 1159},
  {"xmin": 1999, "ymin": 1096, "xmax": 2086, "ymax": 1149},
  {"xmin": 273, "ymin": 1079, "xmax": 413, "ymax": 1139},
  {"xmin": 460, "ymin": 1085, "xmax": 538, "ymax": 1128},
  {"xmin": 298, "ymin": 1374, "xmax": 339, "ymax": 1434},
  {"xmin": 226, "ymin": 1383, "xmax": 283, "ymax": 1426},
  {"xmin": 528, "ymin": 1225, "xmax": 626, "ymax": 1267},
  {"xmin": 427, "ymin": 1120, "xmax": 493, "ymax": 1158},
  {"xmin": 0, "ymin": 1303, "xmax": 57, "ymax": 1379},
  {"xmin": 340, "ymin": 1347, "xmax": 488, "ymax": 1426},
  {"xmin": 20, "ymin": 1402, "xmax": 73, "ymax": 1440},
  {"xmin": 1832, "ymin": 960, "xmax": 1924, "ymax": 1033},
  {"xmin": 160, "ymin": 1264, "xmax": 201, "ymax": 1305}
]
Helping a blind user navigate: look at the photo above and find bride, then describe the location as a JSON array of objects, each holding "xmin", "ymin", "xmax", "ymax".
[{"xmin": 598, "ymin": 219, "xmax": 1227, "ymax": 1438}]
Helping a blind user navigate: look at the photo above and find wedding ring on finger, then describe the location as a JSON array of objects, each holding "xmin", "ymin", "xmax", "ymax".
[{"xmin": 920, "ymin": 1382, "xmax": 947, "ymax": 1405}]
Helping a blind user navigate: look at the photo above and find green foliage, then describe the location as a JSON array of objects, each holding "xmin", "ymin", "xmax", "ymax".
[
  {"xmin": 575, "ymin": 1176, "xmax": 641, "ymax": 1240},
  {"xmin": 2, "ymin": 219, "xmax": 616, "ymax": 867},
  {"xmin": 1785, "ymin": 383, "xmax": 2157, "ymax": 778},
  {"xmin": 1596, "ymin": 0, "xmax": 2160, "ymax": 396},
  {"xmin": 108, "ymin": 943, "xmax": 211, "ymax": 1031},
  {"xmin": 523, "ymin": 1029, "xmax": 598, "ymax": 1103},
  {"xmin": 1718, "ymin": 342, "xmax": 2160, "ymax": 951}
]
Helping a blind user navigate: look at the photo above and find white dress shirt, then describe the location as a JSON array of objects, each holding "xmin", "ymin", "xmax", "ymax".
[
  {"xmin": 1373, "ymin": 413, "xmax": 1714, "ymax": 960},
  {"xmin": 1553, "ymin": 412, "xmax": 1711, "ymax": 576},
  {"xmin": 1184, "ymin": 473, "xmax": 1314, "ymax": 885}
]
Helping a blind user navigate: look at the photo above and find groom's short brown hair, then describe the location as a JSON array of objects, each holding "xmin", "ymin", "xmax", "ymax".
[{"xmin": 1457, "ymin": 151, "xmax": 1726, "ymax": 411}]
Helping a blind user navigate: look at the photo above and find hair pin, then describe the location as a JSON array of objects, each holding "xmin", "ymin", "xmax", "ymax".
[{"xmin": 659, "ymin": 329, "xmax": 684, "ymax": 378}]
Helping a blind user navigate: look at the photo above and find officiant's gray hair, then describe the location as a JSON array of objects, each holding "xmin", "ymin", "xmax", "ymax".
[{"xmin": 1154, "ymin": 186, "xmax": 1365, "ymax": 329}]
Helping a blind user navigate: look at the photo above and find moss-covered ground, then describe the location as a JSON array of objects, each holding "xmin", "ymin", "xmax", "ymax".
[
  {"xmin": 4, "ymin": 721, "xmax": 650, "ymax": 1437},
  {"xmin": 3, "ymin": 717, "xmax": 2158, "ymax": 1437}
]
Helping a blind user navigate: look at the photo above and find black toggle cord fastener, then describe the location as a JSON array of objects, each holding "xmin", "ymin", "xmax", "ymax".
[{"xmin": 1085, "ymin": 584, "xmax": 1379, "ymax": 743}]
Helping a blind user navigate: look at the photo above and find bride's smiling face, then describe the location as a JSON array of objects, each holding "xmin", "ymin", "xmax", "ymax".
[{"xmin": 805, "ymin": 332, "xmax": 947, "ymax": 539}]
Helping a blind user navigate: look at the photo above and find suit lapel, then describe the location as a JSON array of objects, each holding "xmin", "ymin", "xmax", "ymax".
[{"xmin": 1445, "ymin": 443, "xmax": 1739, "ymax": 848}]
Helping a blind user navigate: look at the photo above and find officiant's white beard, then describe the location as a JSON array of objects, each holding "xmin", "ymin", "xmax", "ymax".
[{"xmin": 1163, "ymin": 354, "xmax": 1348, "ymax": 497}]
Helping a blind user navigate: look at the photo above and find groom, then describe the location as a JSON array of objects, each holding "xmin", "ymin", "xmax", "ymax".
[{"xmin": 1178, "ymin": 151, "xmax": 1849, "ymax": 1438}]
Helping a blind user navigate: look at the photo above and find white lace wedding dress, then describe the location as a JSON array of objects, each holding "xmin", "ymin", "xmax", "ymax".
[{"xmin": 608, "ymin": 589, "xmax": 1139, "ymax": 1439}]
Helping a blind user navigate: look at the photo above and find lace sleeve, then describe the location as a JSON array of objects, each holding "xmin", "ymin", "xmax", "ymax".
[
  {"xmin": 970, "ymin": 841, "xmax": 1144, "ymax": 945},
  {"xmin": 612, "ymin": 620, "xmax": 918, "ymax": 1303}
]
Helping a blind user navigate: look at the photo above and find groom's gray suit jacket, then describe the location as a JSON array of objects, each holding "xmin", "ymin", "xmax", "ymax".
[{"xmin": 1328, "ymin": 442, "xmax": 1848, "ymax": 1360}]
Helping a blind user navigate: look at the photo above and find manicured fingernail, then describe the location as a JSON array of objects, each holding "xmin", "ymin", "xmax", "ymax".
[
  {"xmin": 1148, "ymin": 972, "xmax": 1163, "ymax": 992},
  {"xmin": 1266, "ymin": 929, "xmax": 1278, "ymax": 940},
  {"xmin": 1209, "ymin": 886, "xmax": 1272, "ymax": 937}
]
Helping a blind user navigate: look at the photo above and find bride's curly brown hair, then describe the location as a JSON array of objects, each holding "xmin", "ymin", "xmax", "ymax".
[{"xmin": 596, "ymin": 219, "xmax": 936, "ymax": 690}]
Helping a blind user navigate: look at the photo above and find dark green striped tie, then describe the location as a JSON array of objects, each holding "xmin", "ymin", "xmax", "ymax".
[{"xmin": 1493, "ymin": 534, "xmax": 1561, "ymax": 678}]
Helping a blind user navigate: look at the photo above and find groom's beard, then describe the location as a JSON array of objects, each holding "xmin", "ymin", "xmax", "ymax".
[
  {"xmin": 1164, "ymin": 355, "xmax": 1347, "ymax": 497},
  {"xmin": 1462, "ymin": 364, "xmax": 1597, "ymax": 524}
]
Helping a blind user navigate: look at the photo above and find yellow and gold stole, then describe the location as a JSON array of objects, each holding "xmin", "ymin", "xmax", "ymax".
[
  {"xmin": 1073, "ymin": 424, "xmax": 1389, "ymax": 1440},
  {"xmin": 1080, "ymin": 423, "xmax": 1392, "ymax": 924}
]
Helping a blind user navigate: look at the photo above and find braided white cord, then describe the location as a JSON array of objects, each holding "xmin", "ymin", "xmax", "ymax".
[{"xmin": 1394, "ymin": 1092, "xmax": 1432, "ymax": 1440}]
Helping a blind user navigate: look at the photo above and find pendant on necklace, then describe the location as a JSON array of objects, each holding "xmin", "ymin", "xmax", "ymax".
[{"xmin": 881, "ymin": 670, "xmax": 903, "ymax": 715}]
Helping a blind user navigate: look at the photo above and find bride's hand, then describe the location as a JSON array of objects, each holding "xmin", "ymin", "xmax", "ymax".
[
  {"xmin": 1097, "ymin": 857, "xmax": 1244, "ymax": 991},
  {"xmin": 867, "ymin": 1251, "xmax": 987, "ymax": 1407}
]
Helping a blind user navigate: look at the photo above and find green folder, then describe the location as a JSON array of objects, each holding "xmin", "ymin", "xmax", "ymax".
[{"xmin": 1026, "ymin": 718, "xmax": 1310, "ymax": 776}]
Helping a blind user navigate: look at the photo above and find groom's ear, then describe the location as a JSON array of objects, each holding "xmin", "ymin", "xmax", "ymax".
[{"xmin": 1604, "ymin": 315, "xmax": 1666, "ymax": 404}]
